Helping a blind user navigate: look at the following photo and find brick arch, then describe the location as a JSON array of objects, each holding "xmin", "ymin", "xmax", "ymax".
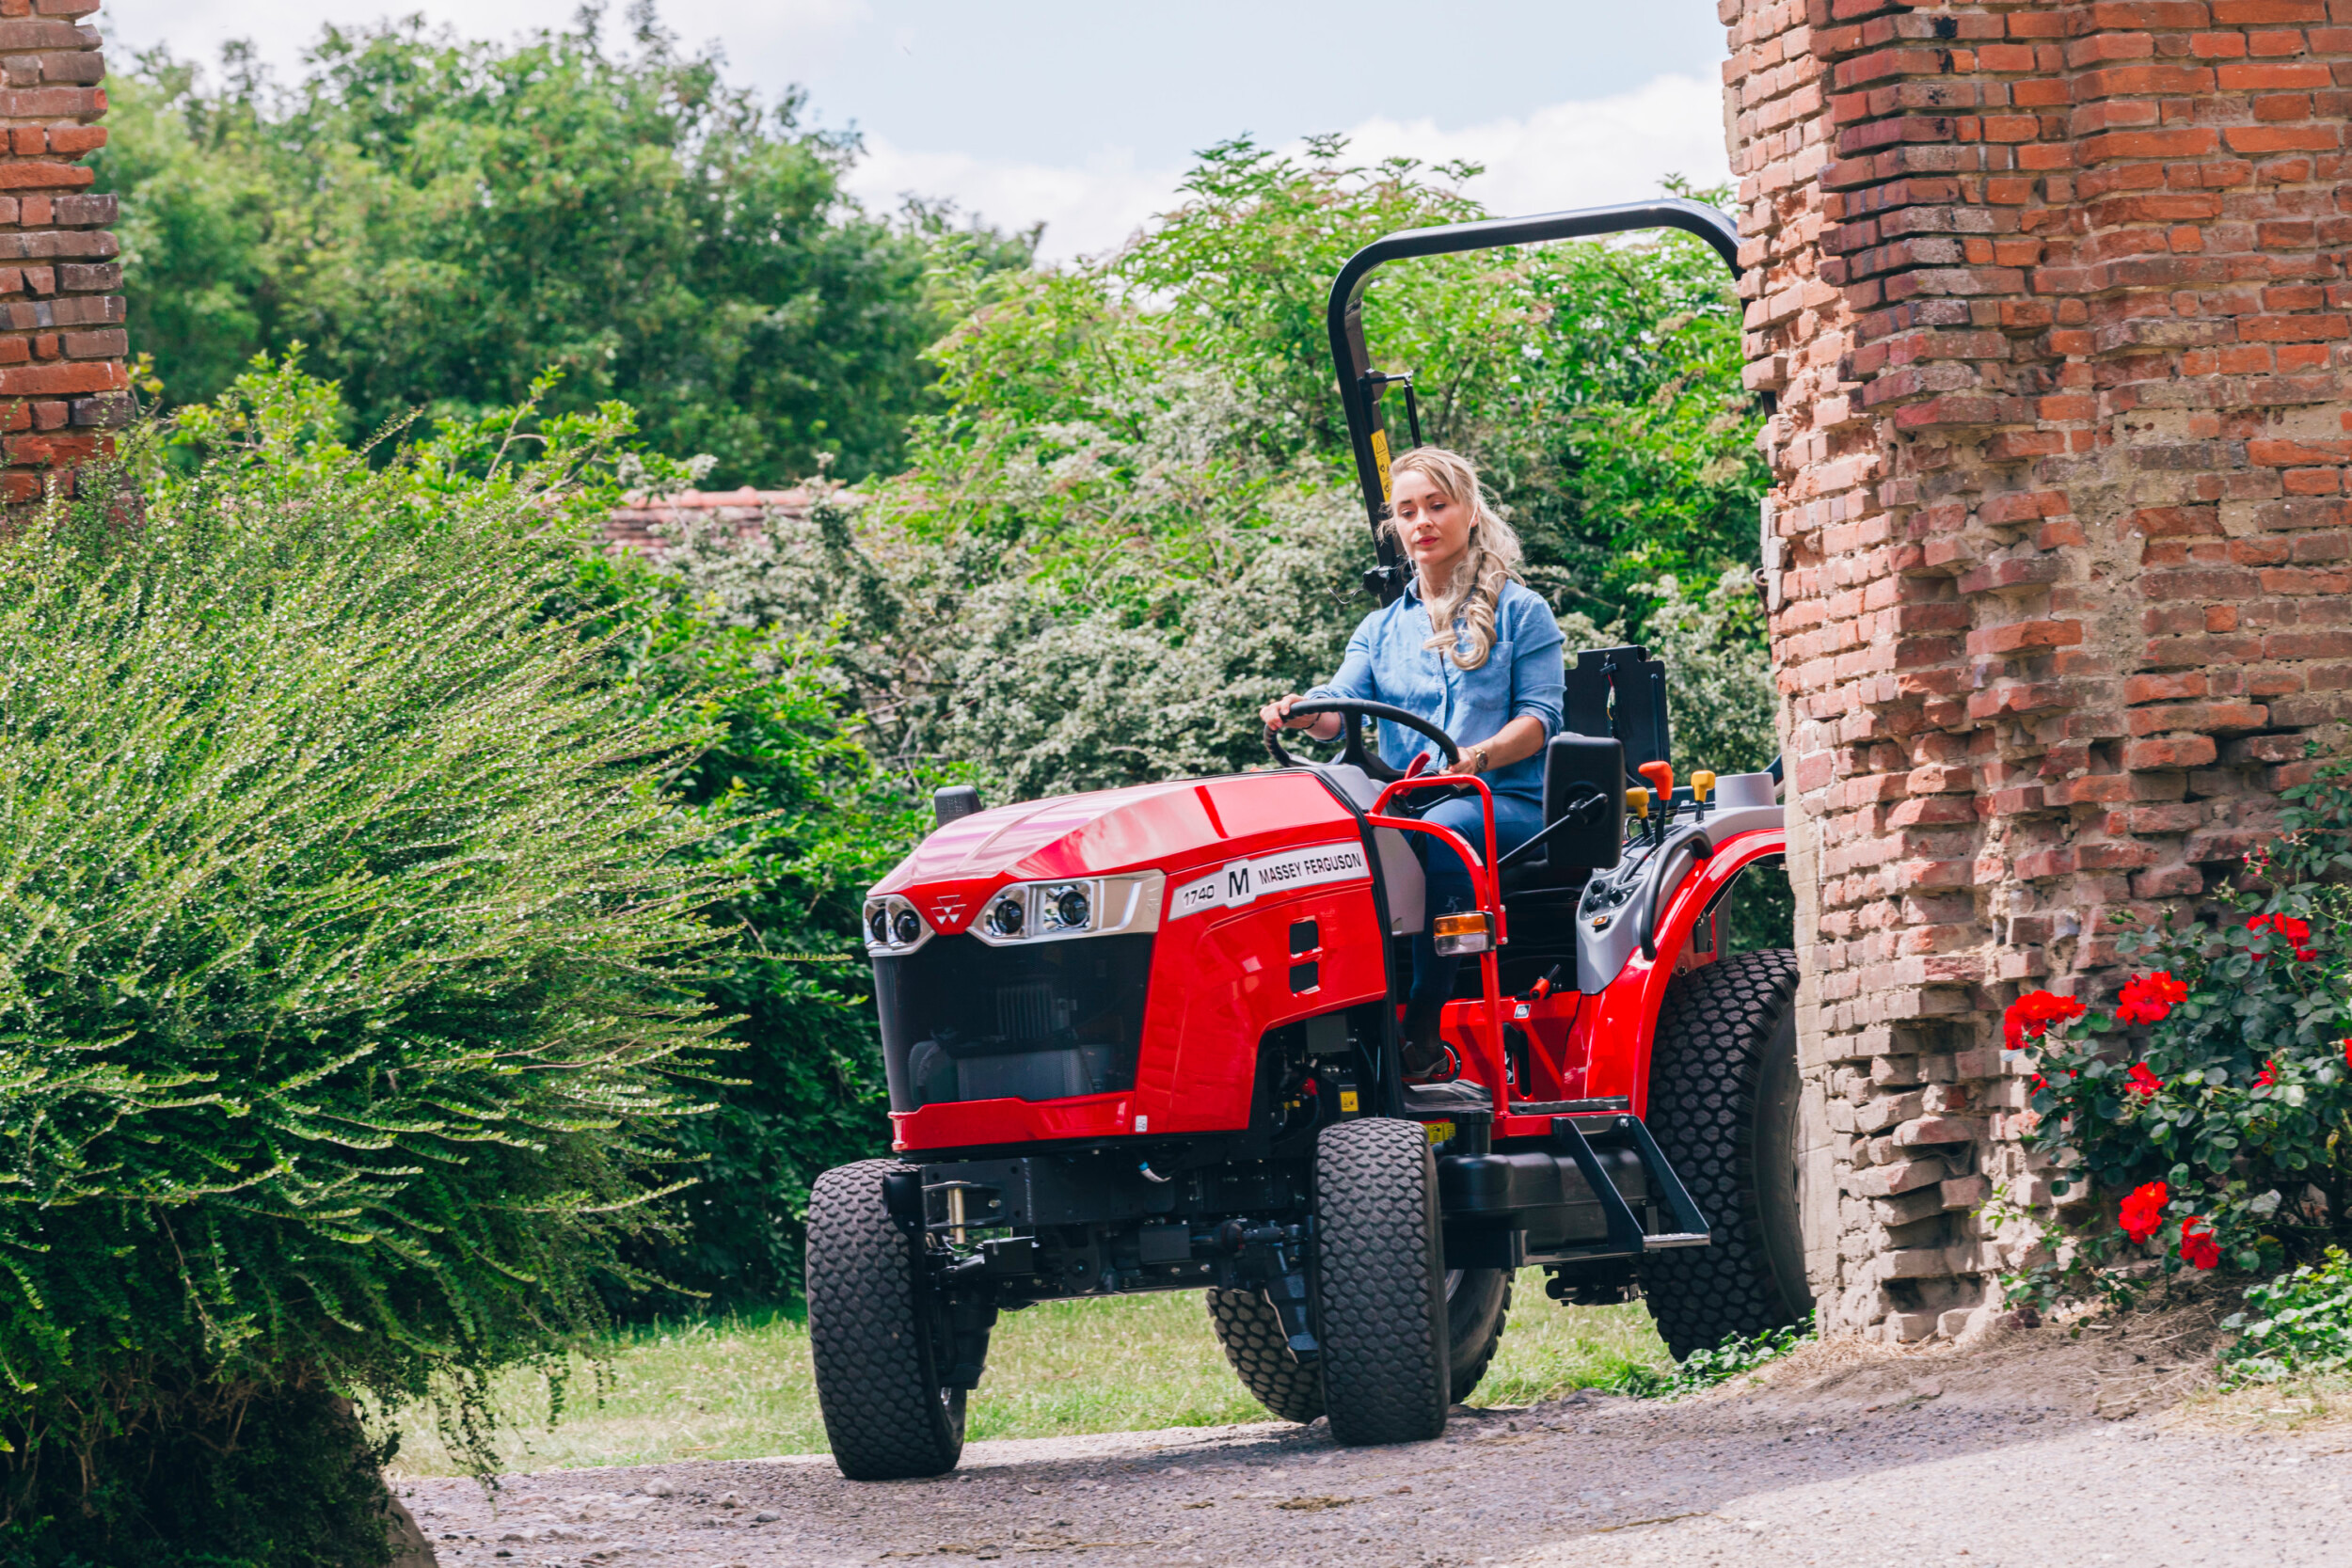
[{"xmin": 1724, "ymin": 0, "xmax": 2348, "ymax": 1338}]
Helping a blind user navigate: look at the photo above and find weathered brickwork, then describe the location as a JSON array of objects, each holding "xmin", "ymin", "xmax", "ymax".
[
  {"xmin": 0, "ymin": 0, "xmax": 119, "ymax": 501},
  {"xmin": 1724, "ymin": 0, "xmax": 2352, "ymax": 1338}
]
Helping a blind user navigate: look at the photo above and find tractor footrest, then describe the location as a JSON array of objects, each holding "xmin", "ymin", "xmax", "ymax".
[
  {"xmin": 1544, "ymin": 1115, "xmax": 1713, "ymax": 1262},
  {"xmin": 1640, "ymin": 1231, "xmax": 1710, "ymax": 1249}
]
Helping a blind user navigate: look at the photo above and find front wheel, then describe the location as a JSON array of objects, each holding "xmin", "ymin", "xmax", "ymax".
[
  {"xmin": 1313, "ymin": 1118, "xmax": 1451, "ymax": 1445},
  {"xmin": 805, "ymin": 1159, "xmax": 966, "ymax": 1480},
  {"xmin": 1206, "ymin": 1264, "xmax": 1511, "ymax": 1422},
  {"xmin": 1637, "ymin": 949, "xmax": 1813, "ymax": 1359}
]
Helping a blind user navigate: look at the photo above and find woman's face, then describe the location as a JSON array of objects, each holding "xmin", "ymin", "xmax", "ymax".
[{"xmin": 1391, "ymin": 467, "xmax": 1471, "ymax": 580}]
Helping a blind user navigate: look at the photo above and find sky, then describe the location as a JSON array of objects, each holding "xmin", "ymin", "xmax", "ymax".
[{"xmin": 98, "ymin": 1, "xmax": 1736, "ymax": 261}]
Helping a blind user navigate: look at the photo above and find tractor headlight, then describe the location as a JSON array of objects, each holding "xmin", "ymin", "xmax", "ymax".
[
  {"xmin": 970, "ymin": 872, "xmax": 1165, "ymax": 946},
  {"xmin": 1042, "ymin": 883, "xmax": 1091, "ymax": 932},
  {"xmin": 862, "ymin": 895, "xmax": 933, "ymax": 955}
]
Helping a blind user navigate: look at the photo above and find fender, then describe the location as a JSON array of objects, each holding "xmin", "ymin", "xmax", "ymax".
[{"xmin": 1581, "ymin": 826, "xmax": 1788, "ymax": 1120}]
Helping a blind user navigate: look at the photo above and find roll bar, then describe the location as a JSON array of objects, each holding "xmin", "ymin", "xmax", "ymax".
[{"xmin": 1326, "ymin": 197, "xmax": 1745, "ymax": 604}]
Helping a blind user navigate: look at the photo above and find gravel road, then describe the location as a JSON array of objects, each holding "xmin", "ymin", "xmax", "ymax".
[{"xmin": 397, "ymin": 1311, "xmax": 2349, "ymax": 1568}]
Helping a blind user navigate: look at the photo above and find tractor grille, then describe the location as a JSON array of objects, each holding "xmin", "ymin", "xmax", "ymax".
[{"xmin": 873, "ymin": 933, "xmax": 1154, "ymax": 1112}]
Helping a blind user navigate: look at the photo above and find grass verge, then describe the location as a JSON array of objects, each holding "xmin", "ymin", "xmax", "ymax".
[{"xmin": 385, "ymin": 1270, "xmax": 1670, "ymax": 1476}]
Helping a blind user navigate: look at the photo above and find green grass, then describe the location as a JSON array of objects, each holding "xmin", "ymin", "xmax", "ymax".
[{"xmin": 385, "ymin": 1272, "xmax": 1670, "ymax": 1477}]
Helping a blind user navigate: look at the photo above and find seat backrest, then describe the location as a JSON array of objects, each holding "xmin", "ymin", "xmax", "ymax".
[
  {"xmin": 1505, "ymin": 733, "xmax": 1627, "ymax": 893},
  {"xmin": 1563, "ymin": 644, "xmax": 1671, "ymax": 776}
]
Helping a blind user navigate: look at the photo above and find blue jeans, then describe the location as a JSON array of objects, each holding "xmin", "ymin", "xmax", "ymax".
[{"xmin": 1409, "ymin": 791, "xmax": 1545, "ymax": 1011}]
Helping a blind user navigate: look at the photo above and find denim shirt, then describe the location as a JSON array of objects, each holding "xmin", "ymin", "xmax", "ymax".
[{"xmin": 1305, "ymin": 577, "xmax": 1566, "ymax": 804}]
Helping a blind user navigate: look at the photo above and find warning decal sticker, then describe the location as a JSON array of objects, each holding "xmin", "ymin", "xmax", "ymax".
[{"xmin": 1169, "ymin": 840, "xmax": 1370, "ymax": 920}]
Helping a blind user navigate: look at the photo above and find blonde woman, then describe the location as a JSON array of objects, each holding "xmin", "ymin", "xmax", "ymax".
[{"xmin": 1259, "ymin": 446, "xmax": 1565, "ymax": 1070}]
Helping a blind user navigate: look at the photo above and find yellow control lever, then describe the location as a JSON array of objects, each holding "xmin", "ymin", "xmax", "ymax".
[
  {"xmin": 1625, "ymin": 786, "xmax": 1650, "ymax": 819},
  {"xmin": 1691, "ymin": 769, "xmax": 1716, "ymax": 803}
]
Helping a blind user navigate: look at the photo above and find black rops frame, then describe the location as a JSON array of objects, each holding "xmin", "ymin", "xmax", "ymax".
[{"xmin": 1324, "ymin": 197, "xmax": 1745, "ymax": 608}]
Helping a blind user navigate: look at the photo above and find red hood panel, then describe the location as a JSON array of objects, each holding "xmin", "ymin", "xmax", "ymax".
[{"xmin": 869, "ymin": 772, "xmax": 1359, "ymax": 927}]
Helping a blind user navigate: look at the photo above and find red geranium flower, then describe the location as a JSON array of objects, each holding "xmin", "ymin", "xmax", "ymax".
[
  {"xmin": 2179, "ymin": 1217, "xmax": 2221, "ymax": 1271},
  {"xmin": 2004, "ymin": 990, "xmax": 2088, "ymax": 1050},
  {"xmin": 2124, "ymin": 1061, "xmax": 2163, "ymax": 1099},
  {"xmin": 2343, "ymin": 1037, "xmax": 2352, "ymax": 1071},
  {"xmin": 2119, "ymin": 1181, "xmax": 2169, "ymax": 1243},
  {"xmin": 2115, "ymin": 971, "xmax": 2188, "ymax": 1027},
  {"xmin": 2253, "ymin": 1060, "xmax": 2277, "ymax": 1089},
  {"xmin": 2246, "ymin": 912, "xmax": 2316, "ymax": 962}
]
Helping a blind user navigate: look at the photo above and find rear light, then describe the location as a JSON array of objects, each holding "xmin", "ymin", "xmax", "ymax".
[{"xmin": 1432, "ymin": 911, "xmax": 1494, "ymax": 956}]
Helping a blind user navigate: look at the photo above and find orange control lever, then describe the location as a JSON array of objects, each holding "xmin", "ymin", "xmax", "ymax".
[{"xmin": 1636, "ymin": 760, "xmax": 1675, "ymax": 800}]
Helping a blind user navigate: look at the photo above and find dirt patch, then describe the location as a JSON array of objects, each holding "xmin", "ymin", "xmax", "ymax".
[{"xmin": 394, "ymin": 1297, "xmax": 2344, "ymax": 1568}]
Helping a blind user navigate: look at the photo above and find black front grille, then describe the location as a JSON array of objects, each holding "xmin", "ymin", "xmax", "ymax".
[{"xmin": 874, "ymin": 933, "xmax": 1154, "ymax": 1112}]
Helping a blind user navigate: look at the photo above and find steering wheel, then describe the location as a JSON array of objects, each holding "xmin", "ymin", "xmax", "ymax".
[{"xmin": 1264, "ymin": 699, "xmax": 1460, "ymax": 784}]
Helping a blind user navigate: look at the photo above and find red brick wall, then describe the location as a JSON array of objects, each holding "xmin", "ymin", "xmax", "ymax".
[
  {"xmin": 1725, "ymin": 0, "xmax": 2351, "ymax": 1338},
  {"xmin": 0, "ymin": 0, "xmax": 119, "ymax": 501}
]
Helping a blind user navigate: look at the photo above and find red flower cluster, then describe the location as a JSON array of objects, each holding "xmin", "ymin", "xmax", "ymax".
[
  {"xmin": 2179, "ymin": 1218, "xmax": 2221, "ymax": 1272},
  {"xmin": 2114, "ymin": 971, "xmax": 2187, "ymax": 1027},
  {"xmin": 2119, "ymin": 1181, "xmax": 2169, "ymax": 1243},
  {"xmin": 2004, "ymin": 990, "xmax": 2087, "ymax": 1050},
  {"xmin": 2124, "ymin": 1061, "xmax": 2164, "ymax": 1100},
  {"xmin": 2245, "ymin": 912, "xmax": 2316, "ymax": 962}
]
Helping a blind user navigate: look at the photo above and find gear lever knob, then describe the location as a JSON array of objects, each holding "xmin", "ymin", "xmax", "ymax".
[{"xmin": 1635, "ymin": 761, "xmax": 1675, "ymax": 800}]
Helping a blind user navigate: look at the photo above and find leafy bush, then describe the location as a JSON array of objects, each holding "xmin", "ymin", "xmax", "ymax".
[
  {"xmin": 2221, "ymin": 1248, "xmax": 2352, "ymax": 1385},
  {"xmin": 568, "ymin": 527, "xmax": 933, "ymax": 1311},
  {"xmin": 99, "ymin": 13, "xmax": 1028, "ymax": 485},
  {"xmin": 2000, "ymin": 760, "xmax": 2352, "ymax": 1306},
  {"xmin": 1613, "ymin": 1321, "xmax": 1811, "ymax": 1398},
  {"xmin": 0, "ymin": 360, "xmax": 728, "ymax": 1559}
]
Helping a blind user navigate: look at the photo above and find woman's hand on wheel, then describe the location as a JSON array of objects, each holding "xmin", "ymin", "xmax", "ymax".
[{"xmin": 1261, "ymin": 694, "xmax": 1311, "ymax": 731}]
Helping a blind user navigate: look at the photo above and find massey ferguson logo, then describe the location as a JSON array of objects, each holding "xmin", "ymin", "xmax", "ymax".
[
  {"xmin": 928, "ymin": 895, "xmax": 965, "ymax": 927},
  {"xmin": 1170, "ymin": 841, "xmax": 1369, "ymax": 919}
]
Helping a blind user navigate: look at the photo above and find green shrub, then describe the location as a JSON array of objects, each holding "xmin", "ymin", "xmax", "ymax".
[
  {"xmin": 2222, "ymin": 1248, "xmax": 2352, "ymax": 1385},
  {"xmin": 567, "ymin": 528, "xmax": 933, "ymax": 1311},
  {"xmin": 1999, "ymin": 759, "xmax": 2352, "ymax": 1307},
  {"xmin": 0, "ymin": 360, "xmax": 728, "ymax": 1560},
  {"xmin": 1613, "ymin": 1320, "xmax": 1810, "ymax": 1399}
]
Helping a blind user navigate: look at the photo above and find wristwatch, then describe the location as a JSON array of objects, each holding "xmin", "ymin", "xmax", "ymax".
[{"xmin": 1469, "ymin": 746, "xmax": 1489, "ymax": 775}]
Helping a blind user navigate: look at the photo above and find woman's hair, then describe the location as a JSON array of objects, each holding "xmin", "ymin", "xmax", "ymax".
[{"xmin": 1380, "ymin": 445, "xmax": 1524, "ymax": 670}]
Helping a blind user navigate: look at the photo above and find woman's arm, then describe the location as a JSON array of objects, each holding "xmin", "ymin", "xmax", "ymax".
[
  {"xmin": 1261, "ymin": 619, "xmax": 1377, "ymax": 740},
  {"xmin": 1432, "ymin": 713, "xmax": 1547, "ymax": 777}
]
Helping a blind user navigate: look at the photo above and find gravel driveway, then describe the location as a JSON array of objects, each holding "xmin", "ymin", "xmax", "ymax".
[{"xmin": 397, "ymin": 1309, "xmax": 2348, "ymax": 1568}]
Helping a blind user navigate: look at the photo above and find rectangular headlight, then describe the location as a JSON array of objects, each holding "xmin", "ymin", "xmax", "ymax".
[{"xmin": 972, "ymin": 872, "xmax": 1166, "ymax": 946}]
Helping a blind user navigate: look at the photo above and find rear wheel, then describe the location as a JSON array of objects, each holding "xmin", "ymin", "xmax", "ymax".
[
  {"xmin": 805, "ymin": 1159, "xmax": 965, "ymax": 1481},
  {"xmin": 1313, "ymin": 1117, "xmax": 1450, "ymax": 1445},
  {"xmin": 1206, "ymin": 1265, "xmax": 1511, "ymax": 1421},
  {"xmin": 1638, "ymin": 949, "xmax": 1812, "ymax": 1360}
]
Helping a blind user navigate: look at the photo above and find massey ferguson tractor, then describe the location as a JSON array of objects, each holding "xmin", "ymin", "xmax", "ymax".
[{"xmin": 803, "ymin": 199, "xmax": 1808, "ymax": 1481}]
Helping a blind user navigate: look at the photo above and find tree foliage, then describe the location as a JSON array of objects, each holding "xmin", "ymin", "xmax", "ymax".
[
  {"xmin": 97, "ymin": 11, "xmax": 1025, "ymax": 487},
  {"xmin": 0, "ymin": 359, "xmax": 730, "ymax": 1555}
]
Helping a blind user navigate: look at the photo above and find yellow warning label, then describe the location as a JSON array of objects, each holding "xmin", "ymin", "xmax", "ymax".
[
  {"xmin": 1370, "ymin": 428, "xmax": 1392, "ymax": 501},
  {"xmin": 1423, "ymin": 1119, "xmax": 1455, "ymax": 1146},
  {"xmin": 1339, "ymin": 1088, "xmax": 1360, "ymax": 1114}
]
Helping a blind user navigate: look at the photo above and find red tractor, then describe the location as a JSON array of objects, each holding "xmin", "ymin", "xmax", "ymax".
[{"xmin": 804, "ymin": 200, "xmax": 1809, "ymax": 1481}]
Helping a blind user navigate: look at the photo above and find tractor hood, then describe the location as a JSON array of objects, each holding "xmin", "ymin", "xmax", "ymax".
[{"xmin": 867, "ymin": 771, "xmax": 1367, "ymax": 938}]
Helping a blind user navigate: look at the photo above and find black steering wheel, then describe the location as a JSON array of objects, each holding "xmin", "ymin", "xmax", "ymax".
[{"xmin": 1264, "ymin": 699, "xmax": 1460, "ymax": 784}]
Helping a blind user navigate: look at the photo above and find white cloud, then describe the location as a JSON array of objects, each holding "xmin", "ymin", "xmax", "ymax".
[{"xmin": 844, "ymin": 74, "xmax": 1733, "ymax": 262}]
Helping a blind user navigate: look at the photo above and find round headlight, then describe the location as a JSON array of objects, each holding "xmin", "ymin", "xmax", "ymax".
[
  {"xmin": 987, "ymin": 896, "xmax": 1025, "ymax": 937},
  {"xmin": 892, "ymin": 909, "xmax": 922, "ymax": 946},
  {"xmin": 1052, "ymin": 886, "xmax": 1090, "ymax": 928},
  {"xmin": 867, "ymin": 906, "xmax": 890, "ymax": 945}
]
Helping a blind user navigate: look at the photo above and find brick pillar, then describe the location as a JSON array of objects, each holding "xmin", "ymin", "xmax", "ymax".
[
  {"xmin": 0, "ymin": 0, "xmax": 120, "ymax": 501},
  {"xmin": 1725, "ymin": 0, "xmax": 2351, "ymax": 1340}
]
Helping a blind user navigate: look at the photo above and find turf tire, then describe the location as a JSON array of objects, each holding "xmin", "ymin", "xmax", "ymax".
[
  {"xmin": 805, "ymin": 1158, "xmax": 965, "ymax": 1481},
  {"xmin": 1637, "ymin": 948, "xmax": 1813, "ymax": 1360},
  {"xmin": 1206, "ymin": 1265, "xmax": 1511, "ymax": 1421},
  {"xmin": 1312, "ymin": 1117, "xmax": 1450, "ymax": 1445}
]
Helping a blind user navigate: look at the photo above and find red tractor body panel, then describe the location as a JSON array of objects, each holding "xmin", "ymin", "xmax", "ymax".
[{"xmin": 880, "ymin": 770, "xmax": 1392, "ymax": 1153}]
